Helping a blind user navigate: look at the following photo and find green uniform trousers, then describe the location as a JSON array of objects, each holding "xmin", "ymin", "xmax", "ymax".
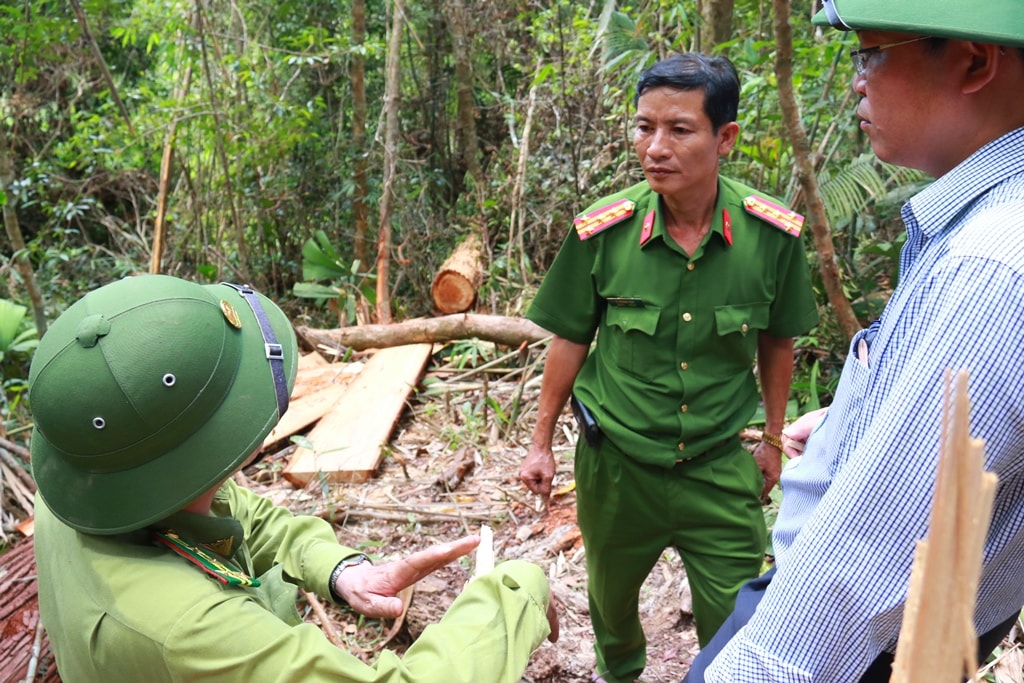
[{"xmin": 575, "ymin": 435, "xmax": 766, "ymax": 683}]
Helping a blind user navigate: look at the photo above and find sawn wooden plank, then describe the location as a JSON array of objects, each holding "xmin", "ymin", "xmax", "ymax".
[{"xmin": 282, "ymin": 343, "xmax": 432, "ymax": 486}]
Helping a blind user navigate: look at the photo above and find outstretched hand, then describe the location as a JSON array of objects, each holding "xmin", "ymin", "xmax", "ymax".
[{"xmin": 334, "ymin": 536, "xmax": 480, "ymax": 618}]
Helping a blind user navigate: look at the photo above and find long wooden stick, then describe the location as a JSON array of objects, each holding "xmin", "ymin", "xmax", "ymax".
[
  {"xmin": 891, "ymin": 370, "xmax": 999, "ymax": 683},
  {"xmin": 150, "ymin": 18, "xmax": 195, "ymax": 274}
]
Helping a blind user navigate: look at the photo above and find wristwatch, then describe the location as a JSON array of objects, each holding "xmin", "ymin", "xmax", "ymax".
[
  {"xmin": 760, "ymin": 432, "xmax": 784, "ymax": 450},
  {"xmin": 328, "ymin": 553, "xmax": 371, "ymax": 602}
]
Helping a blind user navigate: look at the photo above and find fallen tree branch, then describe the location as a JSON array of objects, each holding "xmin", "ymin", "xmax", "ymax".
[
  {"xmin": 0, "ymin": 437, "xmax": 31, "ymax": 460},
  {"xmin": 302, "ymin": 590, "xmax": 345, "ymax": 648},
  {"xmin": 297, "ymin": 314, "xmax": 550, "ymax": 352},
  {"xmin": 0, "ymin": 442, "xmax": 36, "ymax": 497},
  {"xmin": 318, "ymin": 504, "xmax": 504, "ymax": 525}
]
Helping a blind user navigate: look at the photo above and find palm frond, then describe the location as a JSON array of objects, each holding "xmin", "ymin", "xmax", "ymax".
[{"xmin": 818, "ymin": 154, "xmax": 929, "ymax": 228}]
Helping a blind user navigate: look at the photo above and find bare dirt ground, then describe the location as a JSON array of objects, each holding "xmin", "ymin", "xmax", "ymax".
[{"xmin": 242, "ymin": 367, "xmax": 701, "ymax": 683}]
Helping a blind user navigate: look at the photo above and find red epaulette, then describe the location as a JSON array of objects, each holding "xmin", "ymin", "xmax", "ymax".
[
  {"xmin": 574, "ymin": 199, "xmax": 636, "ymax": 241},
  {"xmin": 743, "ymin": 195, "xmax": 804, "ymax": 237}
]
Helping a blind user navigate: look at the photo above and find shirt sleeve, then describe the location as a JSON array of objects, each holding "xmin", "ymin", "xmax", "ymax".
[
  {"xmin": 216, "ymin": 480, "xmax": 360, "ymax": 599},
  {"xmin": 527, "ymin": 229, "xmax": 602, "ymax": 344},
  {"xmin": 162, "ymin": 559, "xmax": 552, "ymax": 683},
  {"xmin": 708, "ymin": 254, "xmax": 1024, "ymax": 681},
  {"xmin": 764, "ymin": 232, "xmax": 818, "ymax": 339}
]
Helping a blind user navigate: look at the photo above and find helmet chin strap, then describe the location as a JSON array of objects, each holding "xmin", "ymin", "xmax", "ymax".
[
  {"xmin": 821, "ymin": 0, "xmax": 852, "ymax": 30},
  {"xmin": 220, "ymin": 283, "xmax": 290, "ymax": 419}
]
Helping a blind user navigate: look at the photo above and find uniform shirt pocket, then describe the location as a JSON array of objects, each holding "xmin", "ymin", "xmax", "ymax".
[
  {"xmin": 604, "ymin": 304, "xmax": 662, "ymax": 380},
  {"xmin": 713, "ymin": 301, "xmax": 770, "ymax": 336},
  {"xmin": 712, "ymin": 302, "xmax": 770, "ymax": 374}
]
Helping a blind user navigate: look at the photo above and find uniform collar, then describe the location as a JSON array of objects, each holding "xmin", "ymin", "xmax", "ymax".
[
  {"xmin": 640, "ymin": 178, "xmax": 733, "ymax": 250},
  {"xmin": 153, "ymin": 508, "xmax": 245, "ymax": 561}
]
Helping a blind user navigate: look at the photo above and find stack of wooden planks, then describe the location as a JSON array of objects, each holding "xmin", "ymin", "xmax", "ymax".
[{"xmin": 276, "ymin": 344, "xmax": 433, "ymax": 486}]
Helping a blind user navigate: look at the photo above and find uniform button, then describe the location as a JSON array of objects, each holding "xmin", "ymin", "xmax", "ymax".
[
  {"xmin": 680, "ymin": 404, "xmax": 688, "ymax": 413},
  {"xmin": 687, "ymin": 263, "xmax": 695, "ymax": 271},
  {"xmin": 682, "ymin": 312, "xmax": 692, "ymax": 322},
  {"xmin": 741, "ymin": 323, "xmax": 749, "ymax": 333},
  {"xmin": 680, "ymin": 362, "xmax": 689, "ymax": 371},
  {"xmin": 677, "ymin": 442, "xmax": 685, "ymax": 451}
]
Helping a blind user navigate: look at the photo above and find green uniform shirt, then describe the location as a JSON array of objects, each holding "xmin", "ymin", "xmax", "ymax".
[
  {"xmin": 35, "ymin": 479, "xmax": 551, "ymax": 682},
  {"xmin": 528, "ymin": 177, "xmax": 819, "ymax": 467}
]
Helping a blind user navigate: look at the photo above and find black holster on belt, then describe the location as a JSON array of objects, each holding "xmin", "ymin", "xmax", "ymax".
[{"xmin": 570, "ymin": 395, "xmax": 601, "ymax": 447}]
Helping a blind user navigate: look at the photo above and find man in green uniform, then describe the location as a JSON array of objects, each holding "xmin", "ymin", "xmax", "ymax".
[
  {"xmin": 31, "ymin": 274, "xmax": 556, "ymax": 682},
  {"xmin": 519, "ymin": 53, "xmax": 818, "ymax": 683}
]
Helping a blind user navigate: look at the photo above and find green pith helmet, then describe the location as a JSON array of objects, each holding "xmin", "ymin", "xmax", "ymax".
[
  {"xmin": 812, "ymin": 0, "xmax": 1024, "ymax": 47},
  {"xmin": 29, "ymin": 275, "xmax": 298, "ymax": 535}
]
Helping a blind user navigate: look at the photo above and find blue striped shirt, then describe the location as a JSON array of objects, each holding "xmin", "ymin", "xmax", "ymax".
[{"xmin": 708, "ymin": 126, "xmax": 1024, "ymax": 682}]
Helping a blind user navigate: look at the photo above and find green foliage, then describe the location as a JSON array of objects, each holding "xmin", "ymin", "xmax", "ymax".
[
  {"xmin": 440, "ymin": 339, "xmax": 497, "ymax": 371},
  {"xmin": 0, "ymin": 0, "xmax": 924, "ymax": 421},
  {"xmin": 819, "ymin": 154, "xmax": 930, "ymax": 231},
  {"xmin": 0, "ymin": 298, "xmax": 38, "ymax": 433},
  {"xmin": 0, "ymin": 298, "xmax": 38, "ymax": 365},
  {"xmin": 293, "ymin": 231, "xmax": 376, "ymax": 326}
]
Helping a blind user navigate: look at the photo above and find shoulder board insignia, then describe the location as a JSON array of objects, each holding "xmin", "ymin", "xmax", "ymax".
[
  {"xmin": 574, "ymin": 199, "xmax": 636, "ymax": 241},
  {"xmin": 743, "ymin": 195, "xmax": 804, "ymax": 237},
  {"xmin": 153, "ymin": 530, "xmax": 260, "ymax": 588}
]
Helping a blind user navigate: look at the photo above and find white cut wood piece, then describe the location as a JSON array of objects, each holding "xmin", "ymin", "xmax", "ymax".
[{"xmin": 475, "ymin": 524, "xmax": 494, "ymax": 578}]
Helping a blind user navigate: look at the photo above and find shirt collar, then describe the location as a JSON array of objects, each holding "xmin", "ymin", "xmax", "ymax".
[
  {"xmin": 153, "ymin": 508, "xmax": 245, "ymax": 561},
  {"xmin": 639, "ymin": 178, "xmax": 732, "ymax": 250},
  {"xmin": 905, "ymin": 127, "xmax": 1024, "ymax": 239}
]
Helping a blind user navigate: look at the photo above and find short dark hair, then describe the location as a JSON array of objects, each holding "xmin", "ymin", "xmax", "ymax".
[{"xmin": 634, "ymin": 53, "xmax": 740, "ymax": 131}]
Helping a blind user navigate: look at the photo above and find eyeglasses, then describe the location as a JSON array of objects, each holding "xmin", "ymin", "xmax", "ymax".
[{"xmin": 849, "ymin": 36, "xmax": 932, "ymax": 75}]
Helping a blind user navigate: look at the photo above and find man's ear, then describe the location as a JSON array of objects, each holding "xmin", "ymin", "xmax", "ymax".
[
  {"xmin": 717, "ymin": 121, "xmax": 740, "ymax": 155},
  {"xmin": 962, "ymin": 42, "xmax": 1001, "ymax": 95}
]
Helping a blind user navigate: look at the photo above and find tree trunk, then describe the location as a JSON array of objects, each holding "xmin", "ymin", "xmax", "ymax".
[
  {"xmin": 150, "ymin": 23, "xmax": 195, "ymax": 275},
  {"xmin": 69, "ymin": 0, "xmax": 136, "ymax": 136},
  {"xmin": 507, "ymin": 62, "xmax": 540, "ymax": 285},
  {"xmin": 446, "ymin": 0, "xmax": 485, "ymax": 217},
  {"xmin": 351, "ymin": 0, "xmax": 370, "ymax": 268},
  {"xmin": 772, "ymin": 0, "xmax": 861, "ymax": 341},
  {"xmin": 376, "ymin": 0, "xmax": 404, "ymax": 324},
  {"xmin": 0, "ymin": 134, "xmax": 47, "ymax": 336},
  {"xmin": 698, "ymin": 0, "xmax": 736, "ymax": 51},
  {"xmin": 296, "ymin": 314, "xmax": 549, "ymax": 352},
  {"xmin": 432, "ymin": 233, "xmax": 483, "ymax": 313},
  {"xmin": 195, "ymin": 0, "xmax": 249, "ymax": 281}
]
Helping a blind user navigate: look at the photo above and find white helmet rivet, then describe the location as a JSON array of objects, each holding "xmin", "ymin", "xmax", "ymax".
[
  {"xmin": 162, "ymin": 373, "xmax": 176, "ymax": 387},
  {"xmin": 92, "ymin": 417, "xmax": 106, "ymax": 429}
]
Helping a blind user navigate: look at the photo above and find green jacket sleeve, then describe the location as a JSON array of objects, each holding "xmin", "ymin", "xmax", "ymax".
[
  {"xmin": 161, "ymin": 559, "xmax": 552, "ymax": 683},
  {"xmin": 214, "ymin": 479, "xmax": 360, "ymax": 600}
]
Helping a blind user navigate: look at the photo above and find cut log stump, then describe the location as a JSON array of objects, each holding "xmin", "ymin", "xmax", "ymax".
[{"xmin": 431, "ymin": 233, "xmax": 483, "ymax": 314}]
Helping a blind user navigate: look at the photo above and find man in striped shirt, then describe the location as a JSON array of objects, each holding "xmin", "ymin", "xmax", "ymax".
[{"xmin": 686, "ymin": 0, "xmax": 1024, "ymax": 681}]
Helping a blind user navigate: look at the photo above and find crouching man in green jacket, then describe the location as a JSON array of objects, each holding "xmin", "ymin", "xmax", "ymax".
[{"xmin": 30, "ymin": 274, "xmax": 557, "ymax": 683}]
